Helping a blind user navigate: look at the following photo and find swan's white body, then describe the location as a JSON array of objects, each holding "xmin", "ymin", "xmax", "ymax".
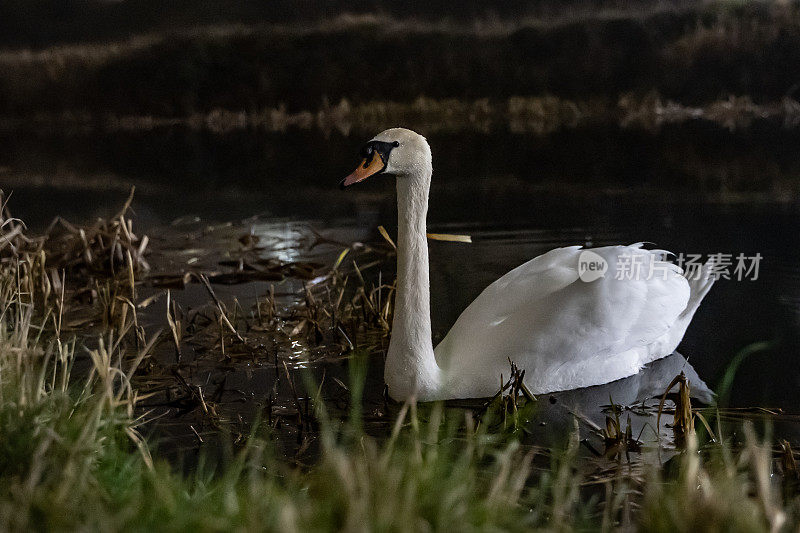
[{"xmin": 346, "ymin": 128, "xmax": 714, "ymax": 401}]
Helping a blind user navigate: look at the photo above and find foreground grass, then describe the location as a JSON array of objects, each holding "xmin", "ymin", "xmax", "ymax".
[
  {"xmin": 1, "ymin": 210, "xmax": 799, "ymax": 531},
  {"xmin": 0, "ymin": 293, "xmax": 555, "ymax": 530}
]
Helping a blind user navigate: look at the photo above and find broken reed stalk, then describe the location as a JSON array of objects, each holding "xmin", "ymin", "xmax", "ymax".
[
  {"xmin": 656, "ymin": 371, "xmax": 705, "ymax": 445},
  {"xmin": 283, "ymin": 360, "xmax": 306, "ymax": 432},
  {"xmin": 781, "ymin": 439, "xmax": 799, "ymax": 481},
  {"xmin": 601, "ymin": 396, "xmax": 641, "ymax": 458},
  {"xmin": 673, "ymin": 372, "xmax": 694, "ymax": 437},
  {"xmin": 197, "ymin": 273, "xmax": 246, "ymax": 344},
  {"xmin": 657, "ymin": 372, "xmax": 716, "ymax": 441},
  {"xmin": 166, "ymin": 289, "xmax": 182, "ymax": 362}
]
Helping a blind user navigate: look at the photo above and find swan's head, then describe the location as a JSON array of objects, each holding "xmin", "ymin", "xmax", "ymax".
[{"xmin": 340, "ymin": 128, "xmax": 431, "ymax": 188}]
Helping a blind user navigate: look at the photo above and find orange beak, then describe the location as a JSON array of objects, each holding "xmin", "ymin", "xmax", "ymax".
[{"xmin": 340, "ymin": 153, "xmax": 387, "ymax": 188}]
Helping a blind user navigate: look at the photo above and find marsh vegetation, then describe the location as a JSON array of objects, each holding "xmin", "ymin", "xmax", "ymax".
[{"xmin": 0, "ymin": 192, "xmax": 798, "ymax": 530}]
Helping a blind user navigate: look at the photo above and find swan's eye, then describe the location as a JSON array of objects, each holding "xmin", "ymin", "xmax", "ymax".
[{"xmin": 359, "ymin": 145, "xmax": 373, "ymax": 158}]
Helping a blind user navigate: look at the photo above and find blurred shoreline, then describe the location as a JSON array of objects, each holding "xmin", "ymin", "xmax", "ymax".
[{"xmin": 2, "ymin": 3, "xmax": 800, "ymax": 118}]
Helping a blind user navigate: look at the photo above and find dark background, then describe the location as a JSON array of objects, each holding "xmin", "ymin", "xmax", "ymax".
[
  {"xmin": 2, "ymin": 1, "xmax": 800, "ymax": 115},
  {"xmin": 0, "ymin": 0, "xmax": 798, "ymax": 407}
]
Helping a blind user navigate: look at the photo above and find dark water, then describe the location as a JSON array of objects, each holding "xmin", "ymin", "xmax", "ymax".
[
  {"xmin": 3, "ymin": 121, "xmax": 799, "ymax": 415},
  {"xmin": 5, "ymin": 120, "xmax": 800, "ymax": 228}
]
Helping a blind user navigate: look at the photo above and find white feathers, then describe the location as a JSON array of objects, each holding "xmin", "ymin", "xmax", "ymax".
[{"xmin": 434, "ymin": 244, "xmax": 697, "ymax": 398}]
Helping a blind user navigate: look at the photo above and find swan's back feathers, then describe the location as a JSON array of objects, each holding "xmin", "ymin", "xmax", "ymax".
[{"xmin": 434, "ymin": 244, "xmax": 692, "ymax": 397}]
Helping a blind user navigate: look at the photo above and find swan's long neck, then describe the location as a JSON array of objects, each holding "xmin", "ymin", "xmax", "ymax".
[{"xmin": 385, "ymin": 159, "xmax": 442, "ymax": 400}]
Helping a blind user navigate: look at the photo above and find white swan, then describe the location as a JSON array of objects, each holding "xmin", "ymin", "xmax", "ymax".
[{"xmin": 341, "ymin": 128, "xmax": 715, "ymax": 401}]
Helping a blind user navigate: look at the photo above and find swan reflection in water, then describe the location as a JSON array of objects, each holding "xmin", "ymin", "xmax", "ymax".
[{"xmin": 449, "ymin": 352, "xmax": 713, "ymax": 453}]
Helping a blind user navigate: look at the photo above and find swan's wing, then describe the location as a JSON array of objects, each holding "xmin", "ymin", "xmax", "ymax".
[{"xmin": 434, "ymin": 244, "xmax": 690, "ymax": 393}]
